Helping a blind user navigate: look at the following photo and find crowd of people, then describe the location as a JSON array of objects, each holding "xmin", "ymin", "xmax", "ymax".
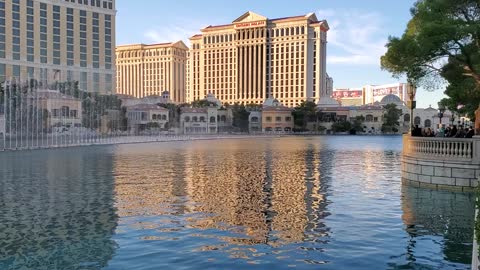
[{"xmin": 411, "ymin": 125, "xmax": 475, "ymax": 138}]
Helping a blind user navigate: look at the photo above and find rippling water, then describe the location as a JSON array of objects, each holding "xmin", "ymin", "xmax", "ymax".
[{"xmin": 0, "ymin": 136, "xmax": 475, "ymax": 270}]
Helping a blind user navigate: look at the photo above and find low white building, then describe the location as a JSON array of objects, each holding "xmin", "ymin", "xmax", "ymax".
[
  {"xmin": 126, "ymin": 104, "xmax": 169, "ymax": 134},
  {"xmin": 180, "ymin": 107, "xmax": 218, "ymax": 134}
]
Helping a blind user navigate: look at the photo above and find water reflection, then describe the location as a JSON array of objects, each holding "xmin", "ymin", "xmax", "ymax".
[
  {"xmin": 0, "ymin": 148, "xmax": 118, "ymax": 270},
  {"xmin": 0, "ymin": 136, "xmax": 474, "ymax": 270},
  {"xmin": 398, "ymin": 185, "xmax": 475, "ymax": 269}
]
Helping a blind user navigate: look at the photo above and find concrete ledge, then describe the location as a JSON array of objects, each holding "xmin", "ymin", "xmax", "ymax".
[{"xmin": 402, "ymin": 178, "xmax": 476, "ymax": 193}]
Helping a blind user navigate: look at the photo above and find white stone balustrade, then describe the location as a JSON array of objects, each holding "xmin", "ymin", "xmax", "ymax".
[{"xmin": 402, "ymin": 135, "xmax": 480, "ymax": 191}]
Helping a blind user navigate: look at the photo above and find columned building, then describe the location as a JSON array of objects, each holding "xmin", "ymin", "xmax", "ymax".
[
  {"xmin": 0, "ymin": 0, "xmax": 116, "ymax": 93},
  {"xmin": 116, "ymin": 41, "xmax": 188, "ymax": 102},
  {"xmin": 187, "ymin": 11, "xmax": 329, "ymax": 107}
]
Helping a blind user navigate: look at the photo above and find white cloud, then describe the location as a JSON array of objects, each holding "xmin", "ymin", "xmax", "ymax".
[
  {"xmin": 143, "ymin": 19, "xmax": 207, "ymax": 46},
  {"xmin": 318, "ymin": 9, "xmax": 388, "ymax": 66}
]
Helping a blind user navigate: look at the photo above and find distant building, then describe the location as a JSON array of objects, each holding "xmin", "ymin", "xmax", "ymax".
[
  {"xmin": 364, "ymin": 83, "xmax": 409, "ymax": 104},
  {"xmin": 187, "ymin": 11, "xmax": 329, "ymax": 107},
  {"xmin": 0, "ymin": 0, "xmax": 116, "ymax": 93},
  {"xmin": 37, "ymin": 90, "xmax": 83, "ymax": 129},
  {"xmin": 248, "ymin": 110, "xmax": 262, "ymax": 133},
  {"xmin": 261, "ymin": 98, "xmax": 294, "ymax": 132},
  {"xmin": 126, "ymin": 104, "xmax": 169, "ymax": 134},
  {"xmin": 116, "ymin": 41, "xmax": 188, "ymax": 102},
  {"xmin": 332, "ymin": 88, "xmax": 364, "ymax": 106},
  {"xmin": 118, "ymin": 91, "xmax": 174, "ymax": 107}
]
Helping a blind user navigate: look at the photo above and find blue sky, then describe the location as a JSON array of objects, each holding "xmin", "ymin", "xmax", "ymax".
[{"xmin": 116, "ymin": 0, "xmax": 445, "ymax": 108}]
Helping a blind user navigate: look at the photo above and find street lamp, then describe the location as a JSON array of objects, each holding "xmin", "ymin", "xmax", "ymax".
[
  {"xmin": 406, "ymin": 83, "xmax": 417, "ymax": 134},
  {"xmin": 437, "ymin": 103, "xmax": 445, "ymax": 128}
]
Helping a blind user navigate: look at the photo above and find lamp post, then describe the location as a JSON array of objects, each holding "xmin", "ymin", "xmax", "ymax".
[
  {"xmin": 437, "ymin": 103, "xmax": 445, "ymax": 129},
  {"xmin": 406, "ymin": 83, "xmax": 417, "ymax": 135}
]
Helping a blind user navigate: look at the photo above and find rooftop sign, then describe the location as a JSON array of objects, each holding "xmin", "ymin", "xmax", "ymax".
[{"xmin": 234, "ymin": 20, "xmax": 266, "ymax": 29}]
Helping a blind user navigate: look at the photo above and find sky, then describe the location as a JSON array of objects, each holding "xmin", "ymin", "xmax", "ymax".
[{"xmin": 116, "ymin": 0, "xmax": 446, "ymax": 109}]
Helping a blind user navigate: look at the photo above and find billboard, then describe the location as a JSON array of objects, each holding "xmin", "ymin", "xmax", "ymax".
[
  {"xmin": 333, "ymin": 89, "xmax": 363, "ymax": 99},
  {"xmin": 372, "ymin": 85, "xmax": 403, "ymax": 97}
]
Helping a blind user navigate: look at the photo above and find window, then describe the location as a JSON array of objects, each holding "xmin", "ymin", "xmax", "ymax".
[
  {"xmin": 210, "ymin": 116, "xmax": 216, "ymax": 123},
  {"xmin": 276, "ymin": 117, "xmax": 282, "ymax": 122},
  {"xmin": 366, "ymin": 115, "xmax": 374, "ymax": 122},
  {"xmin": 424, "ymin": 119, "xmax": 432, "ymax": 128},
  {"xmin": 404, "ymin": 114, "xmax": 410, "ymax": 122},
  {"xmin": 184, "ymin": 116, "xmax": 190, "ymax": 122},
  {"xmin": 414, "ymin": 116, "xmax": 421, "ymax": 125},
  {"xmin": 285, "ymin": 117, "xmax": 292, "ymax": 122},
  {"xmin": 266, "ymin": 116, "xmax": 272, "ymax": 122}
]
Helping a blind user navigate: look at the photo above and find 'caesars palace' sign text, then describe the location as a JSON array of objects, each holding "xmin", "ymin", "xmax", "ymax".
[{"xmin": 234, "ymin": 21, "xmax": 266, "ymax": 29}]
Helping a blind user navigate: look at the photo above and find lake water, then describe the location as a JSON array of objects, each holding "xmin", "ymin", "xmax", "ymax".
[{"xmin": 0, "ymin": 136, "xmax": 475, "ymax": 270}]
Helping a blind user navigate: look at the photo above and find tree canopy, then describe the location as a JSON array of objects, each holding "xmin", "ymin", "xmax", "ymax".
[
  {"xmin": 381, "ymin": 0, "xmax": 480, "ymax": 87},
  {"xmin": 292, "ymin": 101, "xmax": 317, "ymax": 130},
  {"xmin": 382, "ymin": 104, "xmax": 403, "ymax": 133}
]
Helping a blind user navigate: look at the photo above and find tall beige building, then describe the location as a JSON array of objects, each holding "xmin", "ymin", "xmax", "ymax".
[
  {"xmin": 116, "ymin": 41, "xmax": 188, "ymax": 102},
  {"xmin": 187, "ymin": 11, "xmax": 329, "ymax": 107},
  {"xmin": 0, "ymin": 0, "xmax": 116, "ymax": 93}
]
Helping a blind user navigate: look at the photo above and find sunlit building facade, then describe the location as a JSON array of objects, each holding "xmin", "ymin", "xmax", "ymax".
[
  {"xmin": 0, "ymin": 0, "xmax": 116, "ymax": 93},
  {"xmin": 116, "ymin": 41, "xmax": 188, "ymax": 102},
  {"xmin": 187, "ymin": 11, "xmax": 329, "ymax": 107}
]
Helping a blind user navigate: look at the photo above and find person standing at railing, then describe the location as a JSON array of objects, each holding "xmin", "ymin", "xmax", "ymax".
[
  {"xmin": 466, "ymin": 126, "xmax": 475, "ymax": 138},
  {"xmin": 436, "ymin": 125, "xmax": 445, "ymax": 137},
  {"xmin": 455, "ymin": 126, "xmax": 466, "ymax": 138}
]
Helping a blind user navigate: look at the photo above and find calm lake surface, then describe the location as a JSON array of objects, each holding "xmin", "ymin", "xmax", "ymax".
[{"xmin": 0, "ymin": 136, "xmax": 475, "ymax": 270}]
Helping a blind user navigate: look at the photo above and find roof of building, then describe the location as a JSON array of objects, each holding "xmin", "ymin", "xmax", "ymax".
[
  {"xmin": 380, "ymin": 94, "xmax": 402, "ymax": 104},
  {"xmin": 181, "ymin": 107, "xmax": 208, "ymax": 113},
  {"xmin": 126, "ymin": 104, "xmax": 168, "ymax": 111},
  {"xmin": 262, "ymin": 97, "xmax": 292, "ymax": 111},
  {"xmin": 317, "ymin": 96, "xmax": 340, "ymax": 108},
  {"xmin": 116, "ymin": 40, "xmax": 188, "ymax": 51}
]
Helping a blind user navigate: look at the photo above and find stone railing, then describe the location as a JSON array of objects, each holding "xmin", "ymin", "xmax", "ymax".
[
  {"xmin": 403, "ymin": 136, "xmax": 480, "ymax": 163},
  {"xmin": 402, "ymin": 135, "xmax": 480, "ymax": 191}
]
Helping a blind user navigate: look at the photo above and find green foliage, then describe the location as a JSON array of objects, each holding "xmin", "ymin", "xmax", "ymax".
[
  {"xmin": 331, "ymin": 121, "xmax": 352, "ymax": 133},
  {"xmin": 191, "ymin": 99, "xmax": 217, "ymax": 108},
  {"xmin": 382, "ymin": 103, "xmax": 403, "ymax": 133},
  {"xmin": 352, "ymin": 115, "xmax": 365, "ymax": 132},
  {"xmin": 146, "ymin": 122, "xmax": 160, "ymax": 129},
  {"xmin": 381, "ymin": 0, "xmax": 480, "ymax": 89},
  {"xmin": 317, "ymin": 125, "xmax": 326, "ymax": 132},
  {"xmin": 292, "ymin": 101, "xmax": 317, "ymax": 130},
  {"xmin": 231, "ymin": 103, "xmax": 249, "ymax": 132}
]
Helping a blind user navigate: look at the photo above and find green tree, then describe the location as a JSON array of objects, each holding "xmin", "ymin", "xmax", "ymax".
[
  {"xmin": 352, "ymin": 115, "xmax": 365, "ymax": 132},
  {"xmin": 191, "ymin": 99, "xmax": 217, "ymax": 108},
  {"xmin": 292, "ymin": 101, "xmax": 317, "ymax": 130},
  {"xmin": 231, "ymin": 103, "xmax": 250, "ymax": 132},
  {"xmin": 331, "ymin": 121, "xmax": 352, "ymax": 133},
  {"xmin": 381, "ymin": 0, "xmax": 480, "ymax": 89},
  {"xmin": 382, "ymin": 103, "xmax": 403, "ymax": 133}
]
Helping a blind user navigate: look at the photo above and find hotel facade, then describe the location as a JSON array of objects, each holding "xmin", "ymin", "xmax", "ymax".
[
  {"xmin": 116, "ymin": 41, "xmax": 188, "ymax": 102},
  {"xmin": 0, "ymin": 0, "xmax": 116, "ymax": 93},
  {"xmin": 187, "ymin": 11, "xmax": 329, "ymax": 107}
]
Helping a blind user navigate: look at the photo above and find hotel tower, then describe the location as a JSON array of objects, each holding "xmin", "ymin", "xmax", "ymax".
[
  {"xmin": 116, "ymin": 41, "xmax": 188, "ymax": 102},
  {"xmin": 0, "ymin": 0, "xmax": 116, "ymax": 93},
  {"xmin": 187, "ymin": 11, "xmax": 329, "ymax": 107}
]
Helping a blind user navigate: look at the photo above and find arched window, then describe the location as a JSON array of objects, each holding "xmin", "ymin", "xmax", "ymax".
[
  {"xmin": 424, "ymin": 119, "xmax": 432, "ymax": 128},
  {"xmin": 162, "ymin": 115, "xmax": 167, "ymax": 120},
  {"xmin": 221, "ymin": 115, "xmax": 226, "ymax": 122},
  {"xmin": 414, "ymin": 116, "xmax": 421, "ymax": 125},
  {"xmin": 286, "ymin": 28, "xmax": 289, "ymax": 36},
  {"xmin": 184, "ymin": 116, "xmax": 190, "ymax": 122},
  {"xmin": 210, "ymin": 116, "xmax": 216, "ymax": 123},
  {"xmin": 366, "ymin": 114, "xmax": 374, "ymax": 122},
  {"xmin": 404, "ymin": 114, "xmax": 410, "ymax": 122},
  {"xmin": 199, "ymin": 116, "xmax": 205, "ymax": 122},
  {"xmin": 296, "ymin": 27, "xmax": 299, "ymax": 35},
  {"xmin": 152, "ymin": 114, "xmax": 157, "ymax": 120},
  {"xmin": 192, "ymin": 116, "xmax": 198, "ymax": 122},
  {"xmin": 251, "ymin": 116, "xmax": 259, "ymax": 123}
]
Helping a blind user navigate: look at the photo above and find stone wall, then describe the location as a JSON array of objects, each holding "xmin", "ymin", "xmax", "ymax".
[
  {"xmin": 402, "ymin": 135, "xmax": 480, "ymax": 192},
  {"xmin": 402, "ymin": 155, "xmax": 479, "ymax": 192}
]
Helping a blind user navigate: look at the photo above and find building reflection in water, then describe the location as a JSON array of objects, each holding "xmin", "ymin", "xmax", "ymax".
[
  {"xmin": 112, "ymin": 139, "xmax": 333, "ymax": 261},
  {"xmin": 0, "ymin": 148, "xmax": 118, "ymax": 270},
  {"xmin": 400, "ymin": 184, "xmax": 475, "ymax": 267}
]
